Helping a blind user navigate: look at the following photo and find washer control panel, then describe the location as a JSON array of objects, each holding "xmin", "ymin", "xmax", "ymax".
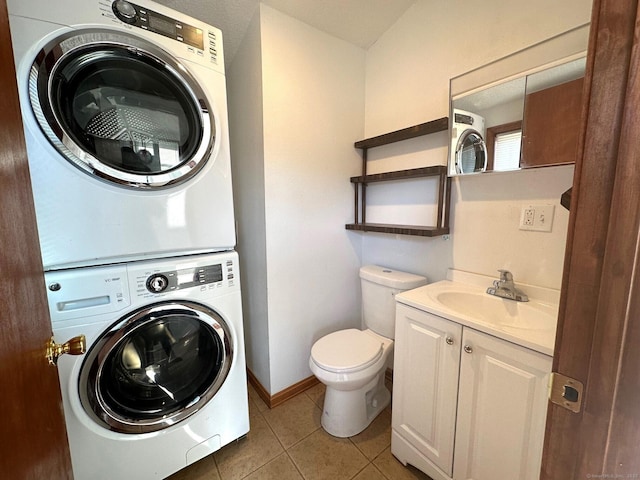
[
  {"xmin": 145, "ymin": 264, "xmax": 223, "ymax": 293},
  {"xmin": 129, "ymin": 252, "xmax": 238, "ymax": 299}
]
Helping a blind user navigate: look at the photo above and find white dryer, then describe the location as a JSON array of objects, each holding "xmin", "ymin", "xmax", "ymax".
[
  {"xmin": 449, "ymin": 109, "xmax": 487, "ymax": 175},
  {"xmin": 8, "ymin": 0, "xmax": 236, "ymax": 270},
  {"xmin": 46, "ymin": 251, "xmax": 249, "ymax": 479}
]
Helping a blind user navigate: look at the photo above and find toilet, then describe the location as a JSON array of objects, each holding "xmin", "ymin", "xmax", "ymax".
[{"xmin": 309, "ymin": 265, "xmax": 427, "ymax": 438}]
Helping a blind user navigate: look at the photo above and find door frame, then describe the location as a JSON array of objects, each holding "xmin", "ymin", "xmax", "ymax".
[
  {"xmin": 542, "ymin": 0, "xmax": 640, "ymax": 477},
  {"xmin": 0, "ymin": 0, "xmax": 73, "ymax": 477}
]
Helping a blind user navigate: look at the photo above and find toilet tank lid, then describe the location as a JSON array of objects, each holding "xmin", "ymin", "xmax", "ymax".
[{"xmin": 359, "ymin": 265, "xmax": 427, "ymax": 289}]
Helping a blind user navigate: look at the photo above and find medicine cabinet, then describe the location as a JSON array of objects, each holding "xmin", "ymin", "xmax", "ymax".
[{"xmin": 449, "ymin": 23, "xmax": 589, "ymax": 176}]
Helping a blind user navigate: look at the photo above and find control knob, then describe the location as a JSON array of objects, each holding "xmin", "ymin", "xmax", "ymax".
[
  {"xmin": 146, "ymin": 274, "xmax": 169, "ymax": 293},
  {"xmin": 112, "ymin": 0, "xmax": 137, "ymax": 24}
]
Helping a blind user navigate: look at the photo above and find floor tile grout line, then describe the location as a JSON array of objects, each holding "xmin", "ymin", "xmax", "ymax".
[
  {"xmin": 284, "ymin": 450, "xmax": 308, "ymax": 480},
  {"xmin": 348, "ymin": 461, "xmax": 373, "ymax": 480},
  {"xmin": 263, "ymin": 401, "xmax": 324, "ymax": 453},
  {"xmin": 262, "ymin": 406, "xmax": 319, "ymax": 453},
  {"xmin": 257, "ymin": 403, "xmax": 288, "ymax": 452},
  {"xmin": 191, "ymin": 383, "xmax": 401, "ymax": 480},
  {"xmin": 216, "ymin": 395, "xmax": 280, "ymax": 480},
  {"xmin": 235, "ymin": 385, "xmax": 397, "ymax": 480}
]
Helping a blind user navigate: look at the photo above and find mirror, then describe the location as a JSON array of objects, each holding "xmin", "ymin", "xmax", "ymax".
[{"xmin": 449, "ymin": 24, "xmax": 589, "ymax": 176}]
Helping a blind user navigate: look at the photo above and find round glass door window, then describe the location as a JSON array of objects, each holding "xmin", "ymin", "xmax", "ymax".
[
  {"xmin": 29, "ymin": 29, "xmax": 214, "ymax": 188},
  {"xmin": 79, "ymin": 301, "xmax": 233, "ymax": 433},
  {"xmin": 455, "ymin": 129, "xmax": 487, "ymax": 174}
]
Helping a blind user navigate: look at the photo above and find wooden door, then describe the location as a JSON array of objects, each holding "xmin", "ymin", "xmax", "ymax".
[
  {"xmin": 541, "ymin": 0, "xmax": 640, "ymax": 477},
  {"xmin": 453, "ymin": 328, "xmax": 552, "ymax": 480},
  {"xmin": 0, "ymin": 0, "xmax": 73, "ymax": 477},
  {"xmin": 521, "ymin": 77, "xmax": 584, "ymax": 168}
]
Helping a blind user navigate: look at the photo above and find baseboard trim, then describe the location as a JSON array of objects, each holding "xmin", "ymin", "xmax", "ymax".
[
  {"xmin": 386, "ymin": 367, "xmax": 393, "ymax": 382},
  {"xmin": 247, "ymin": 369, "xmax": 319, "ymax": 409}
]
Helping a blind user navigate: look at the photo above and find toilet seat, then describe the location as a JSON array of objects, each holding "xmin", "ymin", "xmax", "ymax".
[{"xmin": 311, "ymin": 329, "xmax": 383, "ymax": 374}]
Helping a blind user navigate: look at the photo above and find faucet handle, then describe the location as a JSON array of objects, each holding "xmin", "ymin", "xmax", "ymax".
[{"xmin": 497, "ymin": 269, "xmax": 513, "ymax": 282}]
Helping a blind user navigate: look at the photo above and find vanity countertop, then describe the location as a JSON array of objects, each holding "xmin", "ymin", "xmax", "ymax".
[{"xmin": 396, "ymin": 269, "xmax": 560, "ymax": 356}]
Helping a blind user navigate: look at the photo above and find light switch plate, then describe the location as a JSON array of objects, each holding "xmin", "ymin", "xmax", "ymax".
[{"xmin": 520, "ymin": 205, "xmax": 555, "ymax": 232}]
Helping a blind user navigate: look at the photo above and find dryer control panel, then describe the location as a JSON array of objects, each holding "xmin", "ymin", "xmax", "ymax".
[{"xmin": 111, "ymin": 0, "xmax": 205, "ymax": 50}]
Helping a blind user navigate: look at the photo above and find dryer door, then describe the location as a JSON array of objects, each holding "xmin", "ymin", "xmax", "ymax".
[
  {"xmin": 455, "ymin": 129, "xmax": 487, "ymax": 174},
  {"xmin": 79, "ymin": 301, "xmax": 233, "ymax": 434},
  {"xmin": 29, "ymin": 29, "xmax": 214, "ymax": 189}
]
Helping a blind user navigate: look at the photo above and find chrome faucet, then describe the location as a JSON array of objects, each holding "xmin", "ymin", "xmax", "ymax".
[{"xmin": 486, "ymin": 269, "xmax": 529, "ymax": 302}]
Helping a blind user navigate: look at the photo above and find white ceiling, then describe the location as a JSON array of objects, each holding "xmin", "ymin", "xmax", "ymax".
[{"xmin": 155, "ymin": 0, "xmax": 416, "ymax": 67}]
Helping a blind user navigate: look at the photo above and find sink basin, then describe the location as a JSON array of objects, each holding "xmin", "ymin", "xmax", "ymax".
[
  {"xmin": 435, "ymin": 291, "xmax": 557, "ymax": 332},
  {"xmin": 396, "ymin": 274, "xmax": 560, "ymax": 355}
]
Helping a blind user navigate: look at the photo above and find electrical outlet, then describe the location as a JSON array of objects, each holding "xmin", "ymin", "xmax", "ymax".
[
  {"xmin": 523, "ymin": 208, "xmax": 535, "ymax": 226},
  {"xmin": 520, "ymin": 205, "xmax": 555, "ymax": 232}
]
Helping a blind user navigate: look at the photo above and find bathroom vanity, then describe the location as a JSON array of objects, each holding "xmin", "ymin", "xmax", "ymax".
[{"xmin": 391, "ymin": 270, "xmax": 559, "ymax": 480}]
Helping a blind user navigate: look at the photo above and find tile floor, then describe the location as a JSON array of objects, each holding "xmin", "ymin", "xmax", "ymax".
[{"xmin": 166, "ymin": 382, "xmax": 431, "ymax": 480}]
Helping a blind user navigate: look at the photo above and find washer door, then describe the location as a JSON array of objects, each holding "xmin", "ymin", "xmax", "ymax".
[
  {"xmin": 455, "ymin": 129, "xmax": 487, "ymax": 174},
  {"xmin": 29, "ymin": 29, "xmax": 214, "ymax": 189},
  {"xmin": 79, "ymin": 301, "xmax": 233, "ymax": 434}
]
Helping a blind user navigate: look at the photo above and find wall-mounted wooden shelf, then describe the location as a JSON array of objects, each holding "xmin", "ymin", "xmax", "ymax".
[
  {"xmin": 354, "ymin": 117, "xmax": 449, "ymax": 149},
  {"xmin": 346, "ymin": 118, "xmax": 451, "ymax": 238},
  {"xmin": 561, "ymin": 187, "xmax": 572, "ymax": 210},
  {"xmin": 346, "ymin": 223, "xmax": 450, "ymax": 237},
  {"xmin": 350, "ymin": 165, "xmax": 446, "ymax": 184}
]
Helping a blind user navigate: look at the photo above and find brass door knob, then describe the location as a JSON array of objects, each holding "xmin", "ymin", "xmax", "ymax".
[{"xmin": 47, "ymin": 335, "xmax": 86, "ymax": 365}]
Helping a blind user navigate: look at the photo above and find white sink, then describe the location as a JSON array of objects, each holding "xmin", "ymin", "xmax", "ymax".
[
  {"xmin": 396, "ymin": 272, "xmax": 560, "ymax": 355},
  {"xmin": 435, "ymin": 291, "xmax": 557, "ymax": 332}
]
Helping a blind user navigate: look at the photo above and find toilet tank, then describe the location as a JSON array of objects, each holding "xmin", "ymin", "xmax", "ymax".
[{"xmin": 360, "ymin": 265, "xmax": 427, "ymax": 339}]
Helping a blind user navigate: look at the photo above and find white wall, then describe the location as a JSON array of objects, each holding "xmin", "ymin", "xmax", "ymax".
[
  {"xmin": 228, "ymin": 11, "xmax": 271, "ymax": 390},
  {"xmin": 230, "ymin": 5, "xmax": 366, "ymax": 394},
  {"xmin": 233, "ymin": 0, "xmax": 592, "ymax": 394},
  {"xmin": 362, "ymin": 0, "xmax": 592, "ymax": 289},
  {"xmin": 261, "ymin": 5, "xmax": 366, "ymax": 393}
]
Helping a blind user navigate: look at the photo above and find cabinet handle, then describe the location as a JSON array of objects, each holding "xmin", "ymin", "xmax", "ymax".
[
  {"xmin": 463, "ymin": 345, "xmax": 473, "ymax": 354},
  {"xmin": 445, "ymin": 336, "xmax": 454, "ymax": 345}
]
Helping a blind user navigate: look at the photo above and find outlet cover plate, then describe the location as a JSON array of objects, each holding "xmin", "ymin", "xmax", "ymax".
[{"xmin": 520, "ymin": 205, "xmax": 555, "ymax": 232}]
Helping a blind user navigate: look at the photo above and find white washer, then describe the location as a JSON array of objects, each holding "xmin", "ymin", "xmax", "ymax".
[
  {"xmin": 46, "ymin": 251, "xmax": 249, "ymax": 479},
  {"xmin": 8, "ymin": 0, "xmax": 236, "ymax": 270},
  {"xmin": 449, "ymin": 109, "xmax": 487, "ymax": 175}
]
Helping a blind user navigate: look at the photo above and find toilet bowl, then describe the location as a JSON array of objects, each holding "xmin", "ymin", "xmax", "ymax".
[
  {"xmin": 310, "ymin": 329, "xmax": 393, "ymax": 437},
  {"xmin": 309, "ymin": 265, "xmax": 427, "ymax": 438}
]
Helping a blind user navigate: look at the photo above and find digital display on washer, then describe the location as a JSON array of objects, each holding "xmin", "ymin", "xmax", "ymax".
[
  {"xmin": 173, "ymin": 264, "xmax": 223, "ymax": 288},
  {"xmin": 177, "ymin": 271, "xmax": 195, "ymax": 285}
]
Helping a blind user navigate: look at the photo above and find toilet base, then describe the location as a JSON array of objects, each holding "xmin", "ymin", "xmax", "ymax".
[{"xmin": 320, "ymin": 370, "xmax": 390, "ymax": 438}]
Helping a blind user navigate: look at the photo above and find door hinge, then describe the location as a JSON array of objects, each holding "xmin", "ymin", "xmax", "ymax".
[{"xmin": 549, "ymin": 372, "xmax": 584, "ymax": 413}]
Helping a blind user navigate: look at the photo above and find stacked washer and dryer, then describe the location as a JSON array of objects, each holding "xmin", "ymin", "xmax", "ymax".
[{"xmin": 7, "ymin": 0, "xmax": 249, "ymax": 478}]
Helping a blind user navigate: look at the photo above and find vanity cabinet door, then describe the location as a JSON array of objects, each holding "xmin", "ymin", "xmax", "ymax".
[
  {"xmin": 453, "ymin": 328, "xmax": 552, "ymax": 480},
  {"xmin": 392, "ymin": 304, "xmax": 462, "ymax": 477}
]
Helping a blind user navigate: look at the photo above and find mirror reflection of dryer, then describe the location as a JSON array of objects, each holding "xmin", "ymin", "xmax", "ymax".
[
  {"xmin": 450, "ymin": 109, "xmax": 487, "ymax": 175},
  {"xmin": 8, "ymin": 0, "xmax": 237, "ymax": 270}
]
